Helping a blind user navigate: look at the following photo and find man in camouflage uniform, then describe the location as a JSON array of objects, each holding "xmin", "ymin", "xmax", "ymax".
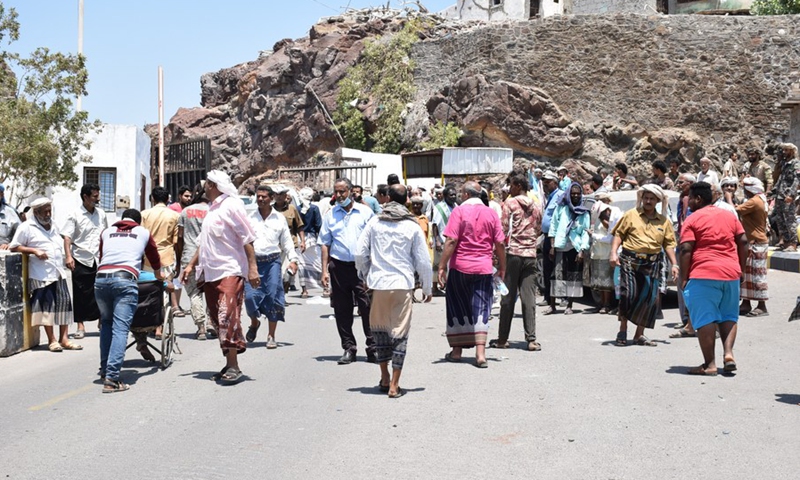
[
  {"xmin": 769, "ymin": 143, "xmax": 800, "ymax": 252},
  {"xmin": 743, "ymin": 147, "xmax": 773, "ymax": 193}
]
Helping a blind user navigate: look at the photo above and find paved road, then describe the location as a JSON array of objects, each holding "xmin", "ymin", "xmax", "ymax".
[{"xmin": 2, "ymin": 271, "xmax": 800, "ymax": 479}]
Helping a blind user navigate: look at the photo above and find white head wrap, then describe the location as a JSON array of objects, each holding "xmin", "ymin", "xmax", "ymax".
[
  {"xmin": 542, "ymin": 171, "xmax": 559, "ymax": 181},
  {"xmin": 743, "ymin": 177, "xmax": 764, "ymax": 195},
  {"xmin": 206, "ymin": 170, "xmax": 238, "ymax": 198},
  {"xmin": 721, "ymin": 177, "xmax": 738, "ymax": 187},
  {"xmin": 681, "ymin": 173, "xmax": 697, "ymax": 184},
  {"xmin": 638, "ymin": 184, "xmax": 668, "ymax": 214},
  {"xmin": 270, "ymin": 184, "xmax": 289, "ymax": 195},
  {"xmin": 299, "ymin": 187, "xmax": 314, "ymax": 202},
  {"xmin": 30, "ymin": 197, "xmax": 52, "ymax": 210}
]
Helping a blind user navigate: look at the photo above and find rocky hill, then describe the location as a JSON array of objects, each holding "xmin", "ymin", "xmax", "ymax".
[{"xmin": 156, "ymin": 9, "xmax": 800, "ymax": 188}]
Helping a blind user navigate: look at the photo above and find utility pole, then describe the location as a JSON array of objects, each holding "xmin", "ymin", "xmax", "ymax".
[
  {"xmin": 76, "ymin": 0, "xmax": 84, "ymax": 112},
  {"xmin": 158, "ymin": 66, "xmax": 165, "ymax": 187}
]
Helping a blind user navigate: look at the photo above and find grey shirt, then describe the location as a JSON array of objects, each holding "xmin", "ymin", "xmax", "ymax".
[
  {"xmin": 0, "ymin": 204, "xmax": 20, "ymax": 246},
  {"xmin": 178, "ymin": 203, "xmax": 208, "ymax": 266}
]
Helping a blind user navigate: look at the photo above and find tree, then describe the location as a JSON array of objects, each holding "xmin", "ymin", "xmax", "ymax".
[
  {"xmin": 751, "ymin": 0, "xmax": 800, "ymax": 14},
  {"xmin": 0, "ymin": 3, "xmax": 100, "ymax": 206}
]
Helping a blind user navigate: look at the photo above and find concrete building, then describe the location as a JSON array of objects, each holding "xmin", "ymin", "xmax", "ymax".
[{"xmin": 49, "ymin": 124, "xmax": 153, "ymax": 230}]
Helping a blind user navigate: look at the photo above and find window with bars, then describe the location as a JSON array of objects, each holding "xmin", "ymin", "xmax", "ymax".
[{"xmin": 84, "ymin": 167, "xmax": 117, "ymax": 212}]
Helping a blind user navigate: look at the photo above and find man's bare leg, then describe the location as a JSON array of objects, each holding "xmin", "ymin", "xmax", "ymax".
[
  {"xmin": 379, "ymin": 362, "xmax": 390, "ymax": 388},
  {"xmin": 718, "ymin": 321, "xmax": 738, "ymax": 364},
  {"xmin": 225, "ymin": 349, "xmax": 239, "ymax": 371},
  {"xmin": 388, "ymin": 367, "xmax": 402, "ymax": 397},
  {"xmin": 476, "ymin": 344, "xmax": 486, "ymax": 363},
  {"xmin": 449, "ymin": 346, "xmax": 463, "ymax": 360},
  {"xmin": 44, "ymin": 326, "xmax": 56, "ymax": 345},
  {"xmin": 268, "ymin": 321, "xmax": 277, "ymax": 339},
  {"xmin": 58, "ymin": 325, "xmax": 70, "ymax": 345},
  {"xmin": 693, "ymin": 324, "xmax": 718, "ymax": 373}
]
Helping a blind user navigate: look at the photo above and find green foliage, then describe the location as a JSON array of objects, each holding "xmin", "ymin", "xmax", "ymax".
[
  {"xmin": 751, "ymin": 0, "xmax": 800, "ymax": 14},
  {"xmin": 333, "ymin": 18, "xmax": 430, "ymax": 153},
  {"xmin": 0, "ymin": 2, "xmax": 100, "ymax": 205},
  {"xmin": 419, "ymin": 121, "xmax": 462, "ymax": 151}
]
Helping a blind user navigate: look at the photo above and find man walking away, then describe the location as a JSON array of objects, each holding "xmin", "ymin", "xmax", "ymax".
[
  {"xmin": 319, "ymin": 177, "xmax": 376, "ymax": 365},
  {"xmin": 181, "ymin": 171, "xmax": 259, "ymax": 385},
  {"xmin": 736, "ymin": 177, "xmax": 770, "ymax": 317},
  {"xmin": 177, "ymin": 183, "xmax": 211, "ymax": 339},
  {"xmin": 356, "ymin": 184, "xmax": 432, "ymax": 398},
  {"xmin": 95, "ymin": 208, "xmax": 162, "ymax": 393},
  {"xmin": 62, "ymin": 183, "xmax": 108, "ymax": 339}
]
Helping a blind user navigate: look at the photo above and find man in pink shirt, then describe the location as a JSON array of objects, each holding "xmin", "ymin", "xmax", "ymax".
[
  {"xmin": 438, "ymin": 181, "xmax": 506, "ymax": 368},
  {"xmin": 168, "ymin": 185, "xmax": 192, "ymax": 213},
  {"xmin": 182, "ymin": 171, "xmax": 258, "ymax": 385}
]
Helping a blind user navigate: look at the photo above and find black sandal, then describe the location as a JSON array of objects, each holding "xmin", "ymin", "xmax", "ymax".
[
  {"xmin": 211, "ymin": 366, "xmax": 230, "ymax": 381},
  {"xmin": 615, "ymin": 331, "xmax": 627, "ymax": 346},
  {"xmin": 245, "ymin": 320, "xmax": 260, "ymax": 343},
  {"xmin": 378, "ymin": 379, "xmax": 390, "ymax": 393},
  {"xmin": 220, "ymin": 367, "xmax": 243, "ymax": 385},
  {"xmin": 102, "ymin": 379, "xmax": 130, "ymax": 393}
]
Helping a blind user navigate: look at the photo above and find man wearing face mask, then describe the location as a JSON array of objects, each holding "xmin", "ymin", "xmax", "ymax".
[
  {"xmin": 11, "ymin": 198, "xmax": 80, "ymax": 352},
  {"xmin": 62, "ymin": 184, "xmax": 108, "ymax": 339},
  {"xmin": 0, "ymin": 183, "xmax": 21, "ymax": 250},
  {"xmin": 319, "ymin": 177, "xmax": 376, "ymax": 364}
]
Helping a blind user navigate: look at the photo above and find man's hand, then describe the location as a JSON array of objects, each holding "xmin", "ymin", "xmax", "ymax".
[
  {"xmin": 549, "ymin": 247, "xmax": 555, "ymax": 260},
  {"xmin": 248, "ymin": 268, "xmax": 260, "ymax": 288},
  {"xmin": 155, "ymin": 270, "xmax": 165, "ymax": 282},
  {"xmin": 321, "ymin": 271, "xmax": 330, "ymax": 289},
  {"xmin": 671, "ymin": 265, "xmax": 679, "ymax": 282},
  {"xmin": 438, "ymin": 268, "xmax": 447, "ymax": 289},
  {"xmin": 180, "ymin": 265, "xmax": 192, "ymax": 284},
  {"xmin": 785, "ymin": 196, "xmax": 794, "ymax": 205},
  {"xmin": 609, "ymin": 253, "xmax": 619, "ymax": 267},
  {"xmin": 0, "ymin": 244, "xmax": 8, "ymax": 251},
  {"xmin": 423, "ymin": 293, "xmax": 433, "ymax": 303},
  {"xmin": 65, "ymin": 255, "xmax": 75, "ymax": 270},
  {"xmin": 288, "ymin": 261, "xmax": 298, "ymax": 275},
  {"xmin": 33, "ymin": 249, "xmax": 48, "ymax": 260},
  {"xmin": 576, "ymin": 251, "xmax": 584, "ymax": 263},
  {"xmin": 300, "ymin": 242, "xmax": 306, "ymax": 254},
  {"xmin": 724, "ymin": 191, "xmax": 734, "ymax": 203},
  {"xmin": 494, "ymin": 268, "xmax": 505, "ymax": 281}
]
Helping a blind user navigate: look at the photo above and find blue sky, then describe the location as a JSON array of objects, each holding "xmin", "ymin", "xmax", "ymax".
[{"xmin": 5, "ymin": 0, "xmax": 454, "ymax": 127}]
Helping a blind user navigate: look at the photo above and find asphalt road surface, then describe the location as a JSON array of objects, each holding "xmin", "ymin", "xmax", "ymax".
[{"xmin": 3, "ymin": 271, "xmax": 800, "ymax": 479}]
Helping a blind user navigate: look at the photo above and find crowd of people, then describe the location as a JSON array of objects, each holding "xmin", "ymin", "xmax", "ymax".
[{"xmin": 1, "ymin": 142, "xmax": 797, "ymax": 393}]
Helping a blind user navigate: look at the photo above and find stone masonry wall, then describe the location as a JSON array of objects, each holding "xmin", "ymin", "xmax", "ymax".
[
  {"xmin": 0, "ymin": 253, "xmax": 25, "ymax": 357},
  {"xmin": 572, "ymin": 0, "xmax": 657, "ymax": 14},
  {"xmin": 412, "ymin": 14, "xmax": 800, "ymax": 147}
]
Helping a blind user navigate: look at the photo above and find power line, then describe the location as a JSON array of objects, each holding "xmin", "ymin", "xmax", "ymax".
[{"xmin": 310, "ymin": 0, "xmax": 340, "ymax": 12}]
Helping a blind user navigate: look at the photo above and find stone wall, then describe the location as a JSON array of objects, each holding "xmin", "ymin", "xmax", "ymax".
[
  {"xmin": 572, "ymin": 0, "xmax": 657, "ymax": 14},
  {"xmin": 412, "ymin": 14, "xmax": 800, "ymax": 147}
]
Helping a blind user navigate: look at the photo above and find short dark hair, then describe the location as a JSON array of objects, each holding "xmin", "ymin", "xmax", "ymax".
[
  {"xmin": 80, "ymin": 183, "xmax": 100, "ymax": 201},
  {"xmin": 122, "ymin": 208, "xmax": 142, "ymax": 224},
  {"xmin": 689, "ymin": 181, "xmax": 713, "ymax": 206},
  {"xmin": 256, "ymin": 184, "xmax": 273, "ymax": 194},
  {"xmin": 190, "ymin": 183, "xmax": 207, "ymax": 205},
  {"xmin": 151, "ymin": 186, "xmax": 169, "ymax": 204},
  {"xmin": 590, "ymin": 174, "xmax": 603, "ymax": 186},
  {"xmin": 509, "ymin": 175, "xmax": 528, "ymax": 191},
  {"xmin": 387, "ymin": 174, "xmax": 400, "ymax": 186},
  {"xmin": 615, "ymin": 163, "xmax": 628, "ymax": 175},
  {"xmin": 352, "ymin": 184, "xmax": 363, "ymax": 193},
  {"xmin": 388, "ymin": 184, "xmax": 407, "ymax": 204},
  {"xmin": 376, "ymin": 184, "xmax": 389, "ymax": 197},
  {"xmin": 178, "ymin": 185, "xmax": 191, "ymax": 196},
  {"xmin": 334, "ymin": 178, "xmax": 353, "ymax": 191},
  {"xmin": 652, "ymin": 160, "xmax": 668, "ymax": 175}
]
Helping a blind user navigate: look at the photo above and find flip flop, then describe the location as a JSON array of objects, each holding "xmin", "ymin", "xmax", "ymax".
[
  {"xmin": 724, "ymin": 359, "xmax": 738, "ymax": 372},
  {"xmin": 688, "ymin": 364, "xmax": 718, "ymax": 376},
  {"xmin": 746, "ymin": 309, "xmax": 769, "ymax": 317},
  {"xmin": 615, "ymin": 332, "xmax": 627, "ymax": 346},
  {"xmin": 669, "ymin": 328, "xmax": 696, "ymax": 338},
  {"xmin": 488, "ymin": 339, "xmax": 509, "ymax": 349},
  {"xmin": 378, "ymin": 380, "xmax": 390, "ymax": 393},
  {"xmin": 635, "ymin": 335, "xmax": 657, "ymax": 347},
  {"xmin": 476, "ymin": 360, "xmax": 489, "ymax": 369},
  {"xmin": 211, "ymin": 366, "xmax": 230, "ymax": 381},
  {"xmin": 60, "ymin": 342, "xmax": 83, "ymax": 350},
  {"xmin": 388, "ymin": 388, "xmax": 406, "ymax": 399},
  {"xmin": 444, "ymin": 352, "xmax": 461, "ymax": 363},
  {"xmin": 542, "ymin": 307, "xmax": 557, "ymax": 316}
]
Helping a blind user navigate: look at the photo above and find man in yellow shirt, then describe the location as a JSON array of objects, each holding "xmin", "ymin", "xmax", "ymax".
[{"xmin": 610, "ymin": 185, "xmax": 678, "ymax": 347}]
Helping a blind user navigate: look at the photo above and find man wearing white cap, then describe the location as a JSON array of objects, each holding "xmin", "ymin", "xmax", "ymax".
[
  {"xmin": 181, "ymin": 170, "xmax": 258, "ymax": 385},
  {"xmin": 11, "ymin": 198, "xmax": 80, "ymax": 352},
  {"xmin": 736, "ymin": 177, "xmax": 769, "ymax": 317}
]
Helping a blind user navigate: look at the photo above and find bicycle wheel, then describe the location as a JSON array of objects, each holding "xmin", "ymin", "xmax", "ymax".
[{"xmin": 160, "ymin": 305, "xmax": 175, "ymax": 369}]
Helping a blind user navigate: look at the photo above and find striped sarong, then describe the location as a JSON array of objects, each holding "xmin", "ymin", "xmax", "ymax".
[
  {"xmin": 445, "ymin": 269, "xmax": 493, "ymax": 348},
  {"xmin": 618, "ymin": 249, "xmax": 662, "ymax": 329},
  {"xmin": 29, "ymin": 278, "xmax": 73, "ymax": 327},
  {"xmin": 551, "ymin": 248, "xmax": 583, "ymax": 299},
  {"xmin": 589, "ymin": 258, "xmax": 614, "ymax": 292},
  {"xmin": 741, "ymin": 243, "xmax": 768, "ymax": 301}
]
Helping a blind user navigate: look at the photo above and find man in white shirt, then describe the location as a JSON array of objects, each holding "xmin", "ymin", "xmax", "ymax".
[
  {"xmin": 431, "ymin": 185, "xmax": 457, "ymax": 295},
  {"xmin": 244, "ymin": 184, "xmax": 299, "ymax": 350},
  {"xmin": 356, "ymin": 184, "xmax": 432, "ymax": 398},
  {"xmin": 697, "ymin": 157, "xmax": 720, "ymax": 186},
  {"xmin": 181, "ymin": 171, "xmax": 258, "ymax": 385},
  {"xmin": 62, "ymin": 183, "xmax": 108, "ymax": 339}
]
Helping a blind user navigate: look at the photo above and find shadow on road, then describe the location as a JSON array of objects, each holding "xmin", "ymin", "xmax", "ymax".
[
  {"xmin": 775, "ymin": 394, "xmax": 800, "ymax": 405},
  {"xmin": 347, "ymin": 386, "xmax": 426, "ymax": 396}
]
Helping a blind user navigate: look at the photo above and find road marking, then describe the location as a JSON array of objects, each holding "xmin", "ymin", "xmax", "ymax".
[{"xmin": 28, "ymin": 384, "xmax": 95, "ymax": 412}]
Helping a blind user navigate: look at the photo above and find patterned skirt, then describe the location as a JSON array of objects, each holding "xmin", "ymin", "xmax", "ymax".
[
  {"xmin": 618, "ymin": 250, "xmax": 662, "ymax": 329},
  {"xmin": 445, "ymin": 269, "xmax": 493, "ymax": 348},
  {"xmin": 589, "ymin": 258, "xmax": 614, "ymax": 292},
  {"xmin": 29, "ymin": 278, "xmax": 73, "ymax": 327},
  {"xmin": 741, "ymin": 243, "xmax": 769, "ymax": 301},
  {"xmin": 551, "ymin": 248, "xmax": 583, "ymax": 299}
]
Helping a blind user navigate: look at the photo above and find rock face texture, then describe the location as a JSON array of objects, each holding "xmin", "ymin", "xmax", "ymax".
[{"xmin": 162, "ymin": 12, "xmax": 800, "ymax": 187}]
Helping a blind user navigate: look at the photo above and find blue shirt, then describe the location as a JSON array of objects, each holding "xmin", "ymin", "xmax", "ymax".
[
  {"xmin": 541, "ymin": 188, "xmax": 564, "ymax": 234},
  {"xmin": 318, "ymin": 202, "xmax": 374, "ymax": 262},
  {"xmin": 302, "ymin": 204, "xmax": 322, "ymax": 236},
  {"xmin": 363, "ymin": 195, "xmax": 382, "ymax": 214}
]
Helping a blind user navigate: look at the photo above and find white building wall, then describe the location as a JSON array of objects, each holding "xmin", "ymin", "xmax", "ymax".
[
  {"xmin": 454, "ymin": 0, "xmax": 529, "ymax": 21},
  {"xmin": 50, "ymin": 124, "xmax": 152, "ymax": 230}
]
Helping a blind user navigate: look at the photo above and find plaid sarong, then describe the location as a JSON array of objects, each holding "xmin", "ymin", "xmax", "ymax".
[
  {"xmin": 29, "ymin": 278, "xmax": 73, "ymax": 327},
  {"xmin": 741, "ymin": 243, "xmax": 768, "ymax": 301},
  {"xmin": 618, "ymin": 249, "xmax": 662, "ymax": 329}
]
